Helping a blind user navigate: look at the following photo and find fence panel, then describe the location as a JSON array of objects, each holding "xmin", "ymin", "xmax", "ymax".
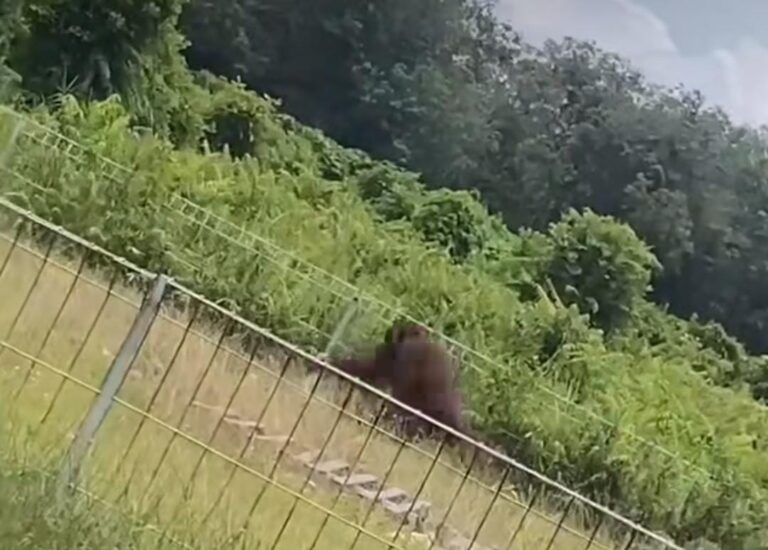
[
  {"xmin": 0, "ymin": 197, "xmax": 682, "ymax": 550},
  {"xmin": 0, "ymin": 106, "xmax": 684, "ymax": 549},
  {"xmin": 0, "ymin": 105, "xmax": 711, "ymax": 496}
]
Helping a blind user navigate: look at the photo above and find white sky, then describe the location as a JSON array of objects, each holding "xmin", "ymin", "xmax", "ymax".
[{"xmin": 495, "ymin": 0, "xmax": 768, "ymax": 127}]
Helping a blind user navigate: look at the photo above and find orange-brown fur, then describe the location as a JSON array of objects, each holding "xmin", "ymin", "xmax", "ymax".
[{"xmin": 332, "ymin": 321, "xmax": 469, "ymax": 440}]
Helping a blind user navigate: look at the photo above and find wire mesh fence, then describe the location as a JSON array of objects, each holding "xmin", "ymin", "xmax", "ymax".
[
  {"xmin": 0, "ymin": 191, "xmax": 684, "ymax": 549},
  {"xmin": 0, "ymin": 103, "xmax": 715, "ymax": 501},
  {"xmin": 159, "ymin": 191, "xmax": 710, "ymax": 479}
]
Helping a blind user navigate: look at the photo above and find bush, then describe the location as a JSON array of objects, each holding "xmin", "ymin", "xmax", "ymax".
[
  {"xmin": 353, "ymin": 164, "xmax": 424, "ymax": 221},
  {"xmin": 618, "ymin": 303, "xmax": 768, "ymax": 402},
  {"xmin": 412, "ymin": 188, "xmax": 500, "ymax": 261},
  {"xmin": 545, "ymin": 208, "xmax": 662, "ymax": 332},
  {"xmin": 686, "ymin": 316, "xmax": 768, "ymax": 401}
]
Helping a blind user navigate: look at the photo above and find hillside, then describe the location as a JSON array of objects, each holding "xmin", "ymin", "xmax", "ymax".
[
  {"xmin": 179, "ymin": 0, "xmax": 768, "ymax": 359},
  {"xmin": 2, "ymin": 1, "xmax": 768, "ymax": 548},
  {"xmin": 1, "ymin": 87, "xmax": 768, "ymax": 547}
]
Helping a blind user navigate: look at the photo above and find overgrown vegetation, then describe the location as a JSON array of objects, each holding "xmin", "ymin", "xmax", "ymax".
[
  {"xmin": 0, "ymin": 457, "xmax": 165, "ymax": 549},
  {"xmin": 2, "ymin": 0, "xmax": 768, "ymax": 548},
  {"xmin": 180, "ymin": 0, "xmax": 768, "ymax": 362}
]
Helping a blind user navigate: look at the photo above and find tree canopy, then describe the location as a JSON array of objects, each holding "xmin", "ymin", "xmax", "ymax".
[{"xmin": 179, "ymin": 0, "xmax": 768, "ymax": 357}]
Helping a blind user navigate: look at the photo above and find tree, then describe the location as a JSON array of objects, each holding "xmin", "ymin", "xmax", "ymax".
[
  {"xmin": 7, "ymin": 0, "xmax": 203, "ymax": 143},
  {"xmin": 100, "ymin": 0, "xmax": 768, "ymax": 354},
  {"xmin": 0, "ymin": 0, "xmax": 24, "ymax": 95},
  {"xmin": 11, "ymin": 0, "xmax": 183, "ymax": 96},
  {"xmin": 181, "ymin": 0, "xmax": 516, "ymax": 186}
]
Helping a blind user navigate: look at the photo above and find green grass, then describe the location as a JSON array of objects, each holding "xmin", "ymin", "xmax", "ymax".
[
  {"xmin": 0, "ymin": 208, "xmax": 653, "ymax": 549},
  {"xmin": 0, "ymin": 459, "xmax": 174, "ymax": 549}
]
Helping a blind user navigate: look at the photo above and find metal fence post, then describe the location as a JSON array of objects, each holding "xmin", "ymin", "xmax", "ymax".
[
  {"xmin": 57, "ymin": 273, "xmax": 169, "ymax": 498},
  {"xmin": 322, "ymin": 297, "xmax": 359, "ymax": 359}
]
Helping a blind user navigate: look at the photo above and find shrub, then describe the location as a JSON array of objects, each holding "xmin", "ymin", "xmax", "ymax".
[
  {"xmin": 412, "ymin": 188, "xmax": 499, "ymax": 261},
  {"xmin": 687, "ymin": 316, "xmax": 768, "ymax": 401},
  {"xmin": 545, "ymin": 208, "xmax": 662, "ymax": 332},
  {"xmin": 353, "ymin": 164, "xmax": 424, "ymax": 221}
]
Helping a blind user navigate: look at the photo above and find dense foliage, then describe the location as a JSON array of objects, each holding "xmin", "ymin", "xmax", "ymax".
[
  {"xmin": 545, "ymin": 209, "xmax": 662, "ymax": 332},
  {"xmin": 180, "ymin": 0, "xmax": 768, "ymax": 360},
  {"xmin": 3, "ymin": 1, "xmax": 768, "ymax": 547}
]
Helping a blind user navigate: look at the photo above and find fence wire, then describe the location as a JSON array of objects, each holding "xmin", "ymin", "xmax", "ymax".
[
  {"xmin": 159, "ymin": 192, "xmax": 710, "ymax": 482},
  {"xmin": 0, "ymin": 103, "xmax": 713, "ymax": 490},
  {"xmin": 0, "ymin": 195, "xmax": 682, "ymax": 550}
]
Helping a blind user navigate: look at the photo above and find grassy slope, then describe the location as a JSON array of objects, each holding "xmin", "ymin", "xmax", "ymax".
[
  {"xmin": 0, "ymin": 217, "xmax": 616, "ymax": 549},
  {"xmin": 0, "ymin": 93, "xmax": 767, "ymax": 546}
]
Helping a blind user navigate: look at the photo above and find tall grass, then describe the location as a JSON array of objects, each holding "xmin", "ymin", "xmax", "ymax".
[{"xmin": 0, "ymin": 460, "xmax": 177, "ymax": 549}]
